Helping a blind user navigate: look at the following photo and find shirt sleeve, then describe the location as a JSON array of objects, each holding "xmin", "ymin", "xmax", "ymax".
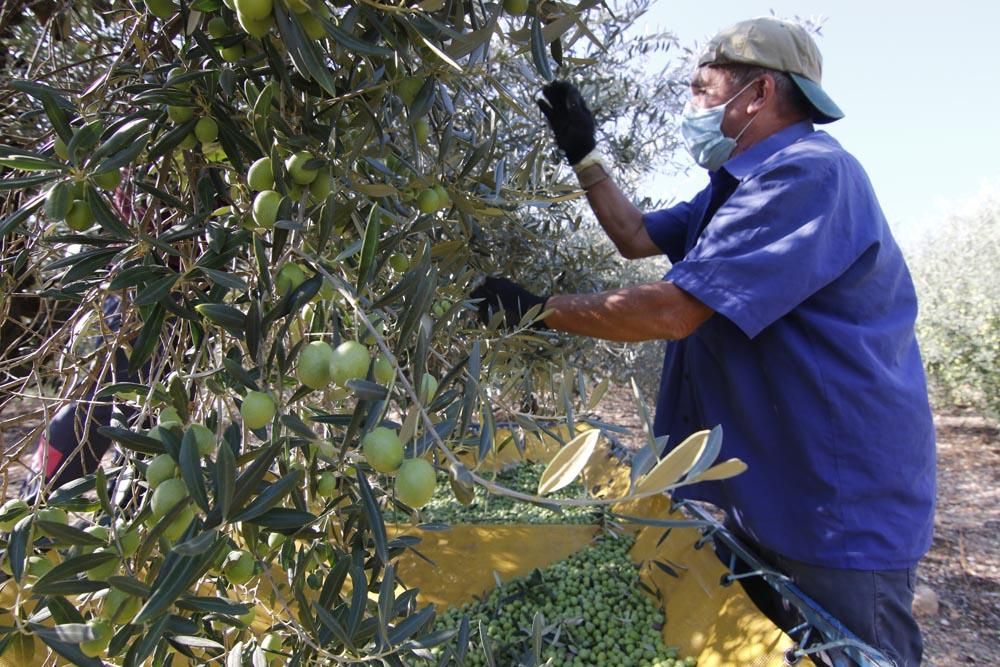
[
  {"xmin": 666, "ymin": 155, "xmax": 880, "ymax": 339},
  {"xmin": 641, "ymin": 187, "xmax": 710, "ymax": 263}
]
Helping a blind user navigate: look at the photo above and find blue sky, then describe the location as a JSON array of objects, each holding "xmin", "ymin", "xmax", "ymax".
[{"xmin": 628, "ymin": 1, "xmax": 1000, "ymax": 244}]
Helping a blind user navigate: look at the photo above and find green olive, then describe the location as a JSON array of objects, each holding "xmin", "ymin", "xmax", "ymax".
[{"xmin": 425, "ymin": 532, "xmax": 695, "ymax": 665}]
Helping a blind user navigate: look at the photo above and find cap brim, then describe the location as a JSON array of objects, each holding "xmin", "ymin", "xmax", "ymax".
[{"xmin": 789, "ymin": 72, "xmax": 844, "ymax": 124}]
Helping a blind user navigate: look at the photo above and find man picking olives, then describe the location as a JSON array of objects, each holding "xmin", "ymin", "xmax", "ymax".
[{"xmin": 473, "ymin": 17, "xmax": 934, "ymax": 667}]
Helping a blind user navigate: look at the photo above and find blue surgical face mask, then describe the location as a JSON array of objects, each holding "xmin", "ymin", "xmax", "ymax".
[{"xmin": 680, "ymin": 81, "xmax": 759, "ymax": 171}]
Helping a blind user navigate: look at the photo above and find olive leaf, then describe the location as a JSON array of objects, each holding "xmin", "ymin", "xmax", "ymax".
[
  {"xmin": 537, "ymin": 428, "xmax": 600, "ymax": 495},
  {"xmin": 678, "ymin": 458, "xmax": 748, "ymax": 485},
  {"xmin": 634, "ymin": 429, "xmax": 711, "ymax": 495}
]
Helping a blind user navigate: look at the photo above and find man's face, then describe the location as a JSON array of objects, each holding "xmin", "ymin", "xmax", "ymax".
[
  {"xmin": 689, "ymin": 65, "xmax": 759, "ymax": 140},
  {"xmin": 688, "ymin": 65, "xmax": 738, "ymax": 111}
]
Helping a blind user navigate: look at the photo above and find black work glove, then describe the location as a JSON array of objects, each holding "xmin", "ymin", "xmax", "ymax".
[
  {"xmin": 537, "ymin": 80, "xmax": 596, "ymax": 165},
  {"xmin": 471, "ymin": 277, "xmax": 549, "ymax": 330}
]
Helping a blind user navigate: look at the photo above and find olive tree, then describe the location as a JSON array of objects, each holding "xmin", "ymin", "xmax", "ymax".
[
  {"xmin": 0, "ymin": 0, "xmax": 697, "ymax": 663},
  {"xmin": 908, "ymin": 191, "xmax": 1000, "ymax": 419}
]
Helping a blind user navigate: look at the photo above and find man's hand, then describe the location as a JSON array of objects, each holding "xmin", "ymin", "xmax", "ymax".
[
  {"xmin": 470, "ymin": 277, "xmax": 549, "ymax": 330},
  {"xmin": 537, "ymin": 81, "xmax": 596, "ymax": 165}
]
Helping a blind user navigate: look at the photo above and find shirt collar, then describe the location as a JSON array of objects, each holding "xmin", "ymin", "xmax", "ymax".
[{"xmin": 720, "ymin": 120, "xmax": 814, "ymax": 180}]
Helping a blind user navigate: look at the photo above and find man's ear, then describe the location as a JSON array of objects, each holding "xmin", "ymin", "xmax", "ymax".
[{"xmin": 746, "ymin": 75, "xmax": 773, "ymax": 115}]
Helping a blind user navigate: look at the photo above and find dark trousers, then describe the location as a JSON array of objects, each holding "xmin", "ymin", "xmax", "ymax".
[
  {"xmin": 33, "ymin": 400, "xmax": 116, "ymax": 487},
  {"xmin": 714, "ymin": 525, "xmax": 922, "ymax": 667}
]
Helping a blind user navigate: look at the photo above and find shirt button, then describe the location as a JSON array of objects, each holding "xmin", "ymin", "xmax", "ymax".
[{"xmin": 682, "ymin": 415, "xmax": 690, "ymax": 423}]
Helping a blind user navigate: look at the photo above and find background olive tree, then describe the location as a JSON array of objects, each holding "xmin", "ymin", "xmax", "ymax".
[{"xmin": 907, "ymin": 191, "xmax": 1000, "ymax": 419}]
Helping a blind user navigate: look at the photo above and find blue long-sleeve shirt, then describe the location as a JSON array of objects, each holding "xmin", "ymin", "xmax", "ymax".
[{"xmin": 643, "ymin": 121, "xmax": 936, "ymax": 570}]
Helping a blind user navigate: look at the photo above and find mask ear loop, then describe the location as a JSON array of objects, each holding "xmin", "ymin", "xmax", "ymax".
[
  {"xmin": 729, "ymin": 78, "xmax": 765, "ymax": 147},
  {"xmin": 683, "ymin": 75, "xmax": 759, "ymax": 115}
]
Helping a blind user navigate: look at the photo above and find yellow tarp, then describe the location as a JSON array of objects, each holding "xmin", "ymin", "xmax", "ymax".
[
  {"xmin": 393, "ymin": 425, "xmax": 808, "ymax": 667},
  {"xmin": 393, "ymin": 520, "xmax": 798, "ymax": 666},
  {"xmin": 395, "ymin": 524, "xmax": 599, "ymax": 609}
]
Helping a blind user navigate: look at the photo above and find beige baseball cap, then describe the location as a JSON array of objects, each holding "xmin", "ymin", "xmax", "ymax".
[{"xmin": 698, "ymin": 17, "xmax": 844, "ymax": 123}]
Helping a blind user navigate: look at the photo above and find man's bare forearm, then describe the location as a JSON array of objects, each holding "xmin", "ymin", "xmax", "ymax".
[
  {"xmin": 542, "ymin": 281, "xmax": 714, "ymax": 342},
  {"xmin": 584, "ymin": 176, "xmax": 661, "ymax": 259}
]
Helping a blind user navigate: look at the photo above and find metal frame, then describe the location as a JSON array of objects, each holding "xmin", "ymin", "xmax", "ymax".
[{"xmin": 678, "ymin": 500, "xmax": 896, "ymax": 667}]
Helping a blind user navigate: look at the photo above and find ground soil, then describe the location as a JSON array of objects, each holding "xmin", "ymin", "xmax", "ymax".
[
  {"xmin": 1, "ymin": 389, "xmax": 997, "ymax": 665},
  {"xmin": 917, "ymin": 410, "xmax": 1000, "ymax": 665},
  {"xmin": 594, "ymin": 385, "xmax": 1000, "ymax": 666}
]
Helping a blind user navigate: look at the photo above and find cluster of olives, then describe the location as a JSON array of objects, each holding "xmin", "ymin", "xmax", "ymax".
[
  {"xmin": 429, "ymin": 536, "xmax": 697, "ymax": 667},
  {"xmin": 387, "ymin": 463, "xmax": 599, "ymax": 525}
]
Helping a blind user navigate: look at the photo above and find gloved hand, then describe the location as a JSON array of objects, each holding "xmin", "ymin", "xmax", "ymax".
[
  {"xmin": 471, "ymin": 277, "xmax": 549, "ymax": 330},
  {"xmin": 537, "ymin": 81, "xmax": 596, "ymax": 165}
]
